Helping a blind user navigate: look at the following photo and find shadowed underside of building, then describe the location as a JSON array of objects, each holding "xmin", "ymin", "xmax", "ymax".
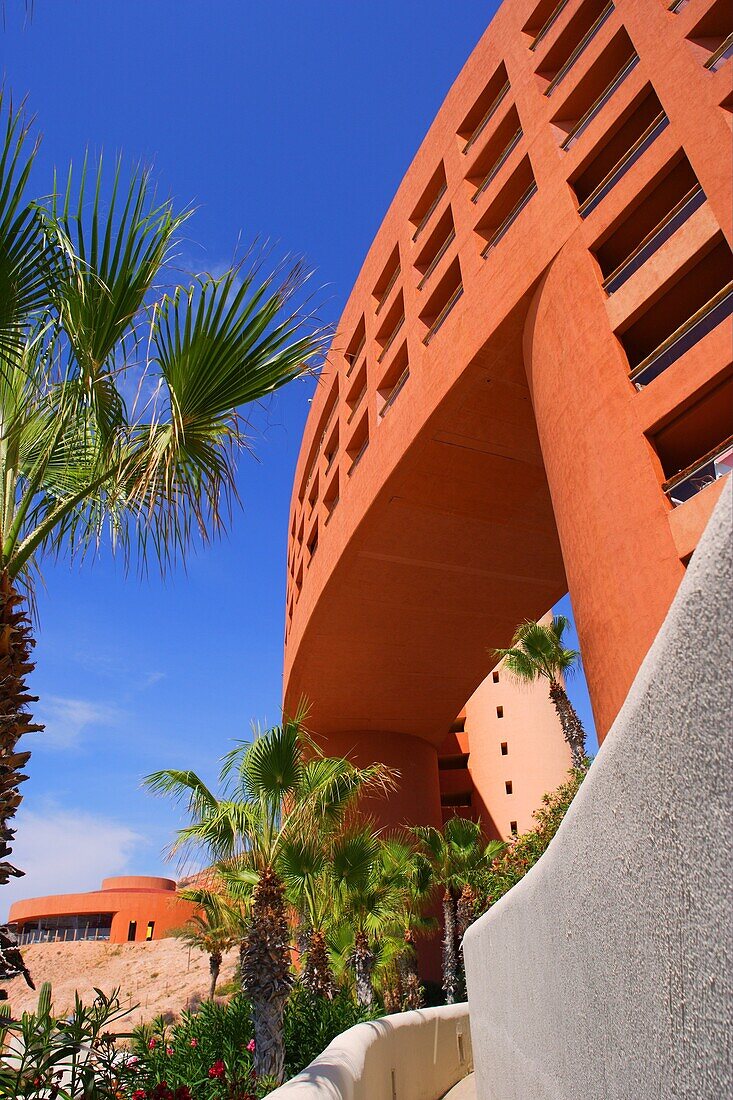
[{"xmin": 283, "ymin": 0, "xmax": 733, "ymax": 830}]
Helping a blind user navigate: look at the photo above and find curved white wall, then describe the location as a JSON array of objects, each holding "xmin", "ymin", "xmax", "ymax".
[
  {"xmin": 269, "ymin": 1004, "xmax": 472, "ymax": 1100},
  {"xmin": 463, "ymin": 481, "xmax": 733, "ymax": 1099}
]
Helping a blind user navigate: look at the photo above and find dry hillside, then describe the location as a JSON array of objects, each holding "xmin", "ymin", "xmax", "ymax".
[{"xmin": 4, "ymin": 939, "xmax": 239, "ymax": 1032}]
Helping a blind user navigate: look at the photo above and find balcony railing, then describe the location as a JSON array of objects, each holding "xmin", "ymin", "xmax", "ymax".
[
  {"xmin": 578, "ymin": 111, "xmax": 669, "ymax": 218},
  {"xmin": 664, "ymin": 438, "xmax": 733, "ymax": 506},
  {"xmin": 413, "ymin": 183, "xmax": 448, "ymax": 242},
  {"xmin": 348, "ymin": 437, "xmax": 369, "ymax": 475},
  {"xmin": 345, "ymin": 333, "xmax": 366, "ymax": 376},
  {"xmin": 418, "ymin": 229, "xmax": 456, "ymax": 290},
  {"xmin": 462, "ymin": 81, "xmax": 511, "ymax": 154},
  {"xmin": 423, "ymin": 284, "xmax": 464, "ymax": 345},
  {"xmin": 375, "ymin": 265, "xmax": 401, "ymax": 315},
  {"xmin": 530, "ymin": 0, "xmax": 571, "ymax": 51},
  {"xmin": 705, "ymin": 33, "xmax": 733, "ymax": 72},
  {"xmin": 562, "ymin": 53, "xmax": 639, "ymax": 150},
  {"xmin": 471, "ymin": 128, "xmax": 523, "ymax": 203},
  {"xmin": 545, "ymin": 2, "xmax": 616, "ymax": 97},
  {"xmin": 377, "ymin": 315, "xmax": 405, "ymax": 363},
  {"xmin": 379, "ymin": 367, "xmax": 410, "ymax": 417},
  {"xmin": 602, "ymin": 184, "xmax": 705, "ymax": 294},
  {"xmin": 630, "ymin": 282, "xmax": 733, "ymax": 387},
  {"xmin": 481, "ymin": 181, "xmax": 539, "ymax": 257}
]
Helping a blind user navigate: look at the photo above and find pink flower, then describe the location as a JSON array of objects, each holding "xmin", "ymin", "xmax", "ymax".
[
  {"xmin": 246, "ymin": 1039, "xmax": 256, "ymax": 1053},
  {"xmin": 132, "ymin": 1091, "xmax": 147, "ymax": 1100},
  {"xmin": 208, "ymin": 1060, "xmax": 226, "ymax": 1079},
  {"xmin": 189, "ymin": 1038, "xmax": 198, "ymax": 1048},
  {"xmin": 128, "ymin": 1056, "xmax": 139, "ymax": 1066},
  {"xmin": 166, "ymin": 1046, "xmax": 174, "ymax": 1056},
  {"xmin": 148, "ymin": 1038, "xmax": 157, "ymax": 1050}
]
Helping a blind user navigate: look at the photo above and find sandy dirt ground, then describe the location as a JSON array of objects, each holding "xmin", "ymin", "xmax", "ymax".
[{"xmin": 4, "ymin": 939, "xmax": 239, "ymax": 1032}]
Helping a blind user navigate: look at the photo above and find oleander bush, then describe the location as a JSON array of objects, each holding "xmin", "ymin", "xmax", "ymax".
[{"xmin": 470, "ymin": 763, "xmax": 590, "ymax": 912}]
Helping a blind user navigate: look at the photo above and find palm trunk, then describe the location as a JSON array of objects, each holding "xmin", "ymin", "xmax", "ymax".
[
  {"xmin": 549, "ymin": 680, "xmax": 587, "ymax": 768},
  {"xmin": 0, "ymin": 574, "xmax": 41, "ymax": 987},
  {"xmin": 442, "ymin": 889, "xmax": 459, "ymax": 1005},
  {"xmin": 455, "ymin": 883, "xmax": 477, "ymax": 1002},
  {"xmin": 209, "ymin": 950, "xmax": 222, "ymax": 1000},
  {"xmin": 352, "ymin": 929, "xmax": 374, "ymax": 1009},
  {"xmin": 399, "ymin": 929, "xmax": 423, "ymax": 1011},
  {"xmin": 301, "ymin": 927, "xmax": 334, "ymax": 999},
  {"xmin": 240, "ymin": 866, "xmax": 293, "ymax": 1083}
]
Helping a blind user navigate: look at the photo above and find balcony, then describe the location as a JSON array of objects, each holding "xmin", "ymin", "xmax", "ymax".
[
  {"xmin": 421, "ymin": 260, "xmax": 464, "ymax": 346},
  {"xmin": 468, "ymin": 110, "xmax": 524, "ymax": 204},
  {"xmin": 411, "ymin": 163, "xmax": 448, "ymax": 243},
  {"xmin": 416, "ymin": 206, "xmax": 456, "ymax": 292},
  {"xmin": 664, "ymin": 438, "xmax": 733, "ymax": 505},
  {"xmin": 572, "ymin": 86, "xmax": 669, "ymax": 215},
  {"xmin": 542, "ymin": 0, "xmax": 616, "ymax": 98},
  {"xmin": 629, "ymin": 280, "xmax": 733, "ymax": 387},
  {"xmin": 619, "ymin": 233, "xmax": 733, "ymax": 388},
  {"xmin": 458, "ymin": 62, "xmax": 510, "ymax": 155},
  {"xmin": 595, "ymin": 153, "xmax": 705, "ymax": 293},
  {"xmin": 525, "ymin": 0, "xmax": 571, "ymax": 51}
]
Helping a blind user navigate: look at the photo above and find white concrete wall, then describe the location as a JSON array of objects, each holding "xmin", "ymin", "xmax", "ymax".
[
  {"xmin": 463, "ymin": 480, "xmax": 733, "ymax": 1100},
  {"xmin": 269, "ymin": 1003, "xmax": 472, "ymax": 1099}
]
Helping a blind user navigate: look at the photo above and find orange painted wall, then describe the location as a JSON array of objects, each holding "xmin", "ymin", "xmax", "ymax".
[
  {"xmin": 8, "ymin": 877, "xmax": 197, "ymax": 944},
  {"xmin": 282, "ymin": 0, "xmax": 732, "ymax": 831},
  {"xmin": 464, "ymin": 661, "xmax": 572, "ymax": 840}
]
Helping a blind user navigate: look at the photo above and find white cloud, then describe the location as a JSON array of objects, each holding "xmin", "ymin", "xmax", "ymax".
[
  {"xmin": 36, "ymin": 696, "xmax": 123, "ymax": 751},
  {"xmin": 0, "ymin": 809, "xmax": 143, "ymax": 921}
]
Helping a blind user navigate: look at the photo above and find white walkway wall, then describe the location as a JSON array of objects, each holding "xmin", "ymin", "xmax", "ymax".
[
  {"xmin": 463, "ymin": 481, "xmax": 733, "ymax": 1099},
  {"xmin": 269, "ymin": 1003, "xmax": 472, "ymax": 1100}
]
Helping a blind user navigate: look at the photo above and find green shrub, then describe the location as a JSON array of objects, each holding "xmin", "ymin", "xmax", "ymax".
[
  {"xmin": 471, "ymin": 763, "xmax": 589, "ymax": 912},
  {"xmin": 283, "ymin": 986, "xmax": 378, "ymax": 1078}
]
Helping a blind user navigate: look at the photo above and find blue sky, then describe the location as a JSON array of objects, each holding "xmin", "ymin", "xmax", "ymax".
[{"xmin": 1, "ymin": 0, "xmax": 597, "ymax": 916}]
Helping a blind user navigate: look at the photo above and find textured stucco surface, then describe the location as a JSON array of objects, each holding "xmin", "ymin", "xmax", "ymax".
[
  {"xmin": 269, "ymin": 1003, "xmax": 472, "ymax": 1099},
  {"xmin": 463, "ymin": 480, "xmax": 733, "ymax": 1100}
]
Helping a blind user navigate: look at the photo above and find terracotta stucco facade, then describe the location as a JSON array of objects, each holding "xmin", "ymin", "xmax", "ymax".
[
  {"xmin": 283, "ymin": 0, "xmax": 732, "ymax": 830},
  {"xmin": 8, "ymin": 877, "xmax": 196, "ymax": 945}
]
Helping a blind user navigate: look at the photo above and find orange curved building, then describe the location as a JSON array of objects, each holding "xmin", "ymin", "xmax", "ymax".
[
  {"xmin": 284, "ymin": 0, "xmax": 733, "ymax": 830},
  {"xmin": 8, "ymin": 877, "xmax": 197, "ymax": 945}
]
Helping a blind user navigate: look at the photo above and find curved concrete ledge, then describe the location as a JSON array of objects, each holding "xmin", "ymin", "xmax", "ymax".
[
  {"xmin": 269, "ymin": 1003, "xmax": 473, "ymax": 1099},
  {"xmin": 463, "ymin": 480, "xmax": 733, "ymax": 1099}
]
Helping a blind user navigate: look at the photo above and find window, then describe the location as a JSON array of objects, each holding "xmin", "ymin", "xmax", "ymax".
[
  {"xmin": 492, "ymin": 671, "xmax": 500, "ymax": 683},
  {"xmin": 505, "ymin": 780, "xmax": 513, "ymax": 795},
  {"xmin": 127, "ymin": 921, "xmax": 137, "ymax": 942},
  {"xmin": 501, "ymin": 741, "xmax": 508, "ymax": 755},
  {"xmin": 146, "ymin": 921, "xmax": 155, "ymax": 941},
  {"xmin": 496, "ymin": 706, "xmax": 504, "ymax": 718},
  {"xmin": 510, "ymin": 821, "xmax": 518, "ymax": 835},
  {"xmin": 439, "ymin": 753, "xmax": 471, "ymax": 770}
]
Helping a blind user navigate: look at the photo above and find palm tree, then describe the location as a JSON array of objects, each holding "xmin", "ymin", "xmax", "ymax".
[
  {"xmin": 329, "ymin": 827, "xmax": 397, "ymax": 1009},
  {"xmin": 145, "ymin": 715, "xmax": 394, "ymax": 1082},
  {"xmin": 494, "ymin": 615, "xmax": 588, "ymax": 767},
  {"xmin": 173, "ymin": 894, "xmax": 237, "ymax": 1001},
  {"xmin": 378, "ymin": 836, "xmax": 435, "ymax": 1010},
  {"xmin": 0, "ymin": 93, "xmax": 325, "ymax": 946},
  {"xmin": 414, "ymin": 817, "xmax": 504, "ymax": 1003},
  {"xmin": 279, "ymin": 834, "xmax": 337, "ymax": 998}
]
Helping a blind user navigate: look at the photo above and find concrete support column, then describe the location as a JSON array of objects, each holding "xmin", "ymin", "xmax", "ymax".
[
  {"xmin": 524, "ymin": 239, "xmax": 685, "ymax": 740},
  {"xmin": 315, "ymin": 729, "xmax": 443, "ymax": 831}
]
